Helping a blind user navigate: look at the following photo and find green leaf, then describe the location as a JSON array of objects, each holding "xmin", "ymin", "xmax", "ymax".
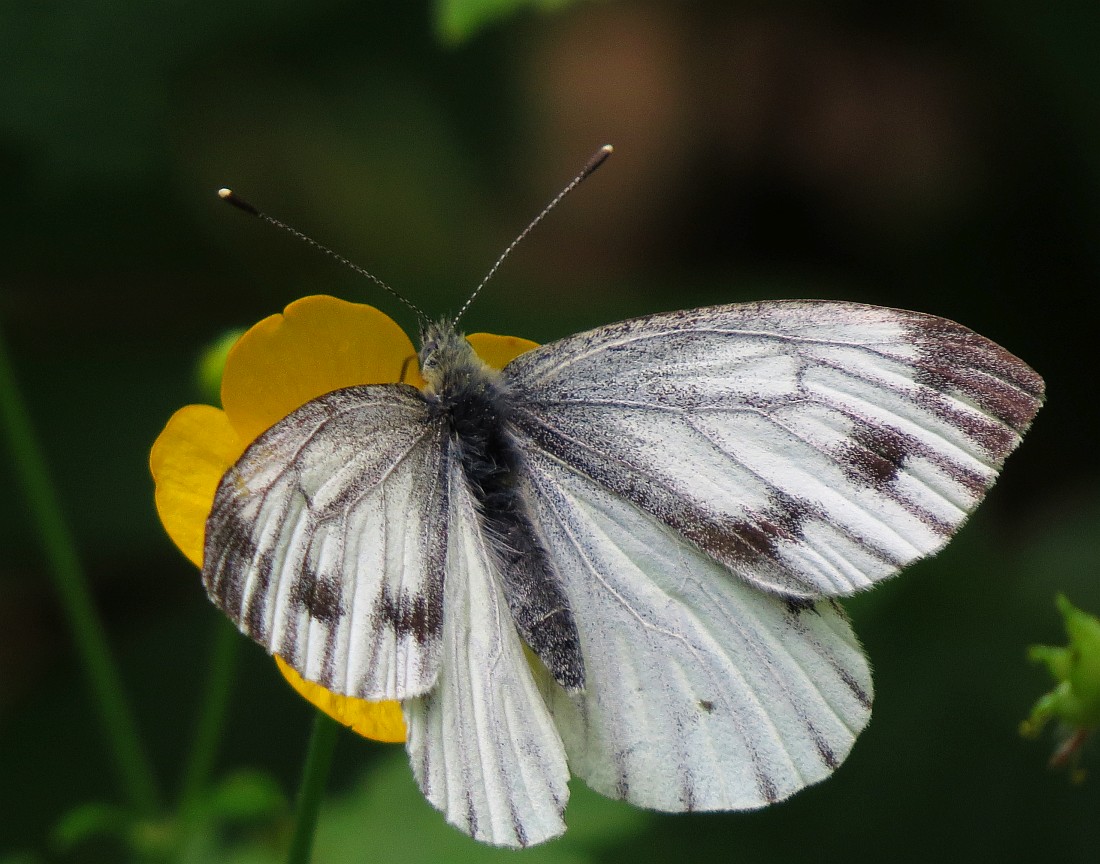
[
  {"xmin": 1022, "ymin": 594, "xmax": 1100, "ymax": 773},
  {"xmin": 51, "ymin": 802, "xmax": 132, "ymax": 852},
  {"xmin": 1057, "ymin": 593, "xmax": 1100, "ymax": 716},
  {"xmin": 434, "ymin": 0, "xmax": 587, "ymax": 43},
  {"xmin": 203, "ymin": 770, "xmax": 287, "ymax": 825}
]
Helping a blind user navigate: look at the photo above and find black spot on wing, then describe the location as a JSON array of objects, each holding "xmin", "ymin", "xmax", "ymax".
[
  {"xmin": 837, "ymin": 421, "xmax": 911, "ymax": 488},
  {"xmin": 680, "ymin": 492, "xmax": 806, "ymax": 570},
  {"xmin": 698, "ymin": 699, "xmax": 715, "ymax": 713},
  {"xmin": 828, "ymin": 404, "xmax": 991, "ymax": 499},
  {"xmin": 784, "ymin": 596, "xmax": 816, "ymax": 616},
  {"xmin": 373, "ymin": 584, "xmax": 443, "ymax": 645},
  {"xmin": 289, "ymin": 560, "xmax": 346, "ymax": 625}
]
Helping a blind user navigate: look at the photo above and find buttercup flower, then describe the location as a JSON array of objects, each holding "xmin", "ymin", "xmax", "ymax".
[{"xmin": 149, "ymin": 294, "xmax": 536, "ymax": 743}]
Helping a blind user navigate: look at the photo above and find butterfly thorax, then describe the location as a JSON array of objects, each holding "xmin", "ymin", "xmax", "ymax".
[
  {"xmin": 419, "ymin": 321, "xmax": 515, "ymax": 511},
  {"xmin": 418, "ymin": 321, "xmax": 585, "ymax": 691}
]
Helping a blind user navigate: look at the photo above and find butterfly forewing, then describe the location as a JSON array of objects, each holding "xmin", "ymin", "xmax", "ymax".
[
  {"xmin": 505, "ymin": 301, "xmax": 1044, "ymax": 598},
  {"xmin": 204, "ymin": 384, "xmax": 449, "ymax": 701},
  {"xmin": 403, "ymin": 460, "xmax": 570, "ymax": 848},
  {"xmin": 520, "ymin": 451, "xmax": 872, "ymax": 811}
]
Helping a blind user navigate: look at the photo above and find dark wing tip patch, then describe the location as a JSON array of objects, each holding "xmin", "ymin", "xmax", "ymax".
[{"xmin": 904, "ymin": 314, "xmax": 1045, "ymax": 449}]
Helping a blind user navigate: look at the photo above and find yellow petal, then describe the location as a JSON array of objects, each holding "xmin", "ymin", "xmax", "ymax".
[
  {"xmin": 466, "ymin": 333, "xmax": 539, "ymax": 370},
  {"xmin": 221, "ymin": 295, "xmax": 419, "ymax": 444},
  {"xmin": 149, "ymin": 404, "xmax": 244, "ymax": 568},
  {"xmin": 275, "ymin": 657, "xmax": 407, "ymax": 743}
]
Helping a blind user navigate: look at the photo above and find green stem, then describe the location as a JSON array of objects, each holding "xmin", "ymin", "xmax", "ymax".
[
  {"xmin": 0, "ymin": 324, "xmax": 160, "ymax": 815},
  {"xmin": 178, "ymin": 615, "xmax": 240, "ymax": 811},
  {"xmin": 286, "ymin": 712, "xmax": 341, "ymax": 864}
]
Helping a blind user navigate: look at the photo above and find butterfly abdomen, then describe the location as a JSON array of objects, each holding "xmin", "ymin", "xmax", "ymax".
[{"xmin": 421, "ymin": 325, "xmax": 585, "ymax": 691}]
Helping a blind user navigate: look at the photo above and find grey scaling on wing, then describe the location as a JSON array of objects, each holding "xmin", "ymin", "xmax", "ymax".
[
  {"xmin": 503, "ymin": 300, "xmax": 1044, "ymax": 599},
  {"xmin": 204, "ymin": 384, "xmax": 450, "ymax": 701}
]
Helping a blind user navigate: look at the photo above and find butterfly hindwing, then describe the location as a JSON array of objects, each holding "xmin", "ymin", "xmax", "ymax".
[
  {"xmin": 505, "ymin": 300, "xmax": 1044, "ymax": 598},
  {"xmin": 403, "ymin": 460, "xmax": 570, "ymax": 848},
  {"xmin": 520, "ymin": 449, "xmax": 872, "ymax": 811},
  {"xmin": 203, "ymin": 384, "xmax": 449, "ymax": 701}
]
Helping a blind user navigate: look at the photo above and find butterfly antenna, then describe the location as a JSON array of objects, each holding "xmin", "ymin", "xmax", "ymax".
[
  {"xmin": 217, "ymin": 188, "xmax": 428, "ymax": 324},
  {"xmin": 451, "ymin": 144, "xmax": 613, "ymax": 327}
]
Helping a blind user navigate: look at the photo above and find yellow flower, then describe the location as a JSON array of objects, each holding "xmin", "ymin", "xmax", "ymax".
[{"xmin": 149, "ymin": 295, "xmax": 537, "ymax": 743}]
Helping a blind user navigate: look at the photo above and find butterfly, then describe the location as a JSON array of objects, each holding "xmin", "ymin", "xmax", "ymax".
[
  {"xmin": 203, "ymin": 147, "xmax": 1043, "ymax": 845},
  {"xmin": 202, "ymin": 293, "xmax": 1042, "ymax": 847}
]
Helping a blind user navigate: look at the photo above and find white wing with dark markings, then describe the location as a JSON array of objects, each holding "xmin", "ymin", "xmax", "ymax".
[
  {"xmin": 204, "ymin": 384, "xmax": 449, "ymax": 701},
  {"xmin": 505, "ymin": 301, "xmax": 1044, "ymax": 598},
  {"xmin": 403, "ymin": 462, "xmax": 570, "ymax": 848},
  {"xmin": 522, "ymin": 451, "xmax": 872, "ymax": 812}
]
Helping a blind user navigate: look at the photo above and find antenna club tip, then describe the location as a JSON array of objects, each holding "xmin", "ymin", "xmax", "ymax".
[
  {"xmin": 218, "ymin": 188, "xmax": 260, "ymax": 216},
  {"xmin": 584, "ymin": 144, "xmax": 614, "ymax": 176}
]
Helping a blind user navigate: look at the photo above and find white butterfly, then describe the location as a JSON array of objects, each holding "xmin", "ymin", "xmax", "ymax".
[{"xmin": 202, "ymin": 296, "xmax": 1043, "ymax": 847}]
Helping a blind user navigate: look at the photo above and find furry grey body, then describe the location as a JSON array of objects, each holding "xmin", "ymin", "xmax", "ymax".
[{"xmin": 419, "ymin": 322, "xmax": 585, "ymax": 690}]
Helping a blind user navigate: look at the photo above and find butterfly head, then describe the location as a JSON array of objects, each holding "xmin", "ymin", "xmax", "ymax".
[{"xmin": 418, "ymin": 320, "xmax": 495, "ymax": 396}]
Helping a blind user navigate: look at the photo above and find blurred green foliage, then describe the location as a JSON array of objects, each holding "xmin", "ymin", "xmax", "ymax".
[
  {"xmin": 435, "ymin": 0, "xmax": 586, "ymax": 43},
  {"xmin": 2, "ymin": 0, "xmax": 1099, "ymax": 861},
  {"xmin": 195, "ymin": 329, "xmax": 247, "ymax": 406},
  {"xmin": 1022, "ymin": 595, "xmax": 1100, "ymax": 776}
]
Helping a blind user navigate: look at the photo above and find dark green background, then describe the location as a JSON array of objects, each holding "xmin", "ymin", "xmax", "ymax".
[{"xmin": 2, "ymin": 1, "xmax": 1097, "ymax": 861}]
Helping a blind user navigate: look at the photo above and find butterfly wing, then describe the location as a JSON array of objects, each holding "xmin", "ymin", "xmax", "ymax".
[
  {"xmin": 521, "ymin": 451, "xmax": 872, "ymax": 811},
  {"xmin": 403, "ymin": 460, "xmax": 570, "ymax": 848},
  {"xmin": 505, "ymin": 301, "xmax": 1044, "ymax": 598},
  {"xmin": 204, "ymin": 384, "xmax": 448, "ymax": 700}
]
